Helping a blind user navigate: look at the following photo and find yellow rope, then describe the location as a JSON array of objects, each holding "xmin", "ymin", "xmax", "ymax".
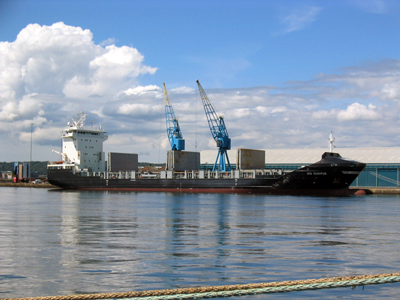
[{"xmin": 3, "ymin": 272, "xmax": 400, "ymax": 300}]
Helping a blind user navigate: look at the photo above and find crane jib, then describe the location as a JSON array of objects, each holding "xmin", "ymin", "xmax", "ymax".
[
  {"xmin": 163, "ymin": 82, "xmax": 185, "ymax": 151},
  {"xmin": 196, "ymin": 80, "xmax": 232, "ymax": 172}
]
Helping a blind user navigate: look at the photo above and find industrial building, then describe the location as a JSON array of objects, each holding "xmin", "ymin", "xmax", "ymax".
[
  {"xmin": 13, "ymin": 162, "xmax": 30, "ymax": 182},
  {"xmin": 200, "ymin": 147, "xmax": 400, "ymax": 188}
]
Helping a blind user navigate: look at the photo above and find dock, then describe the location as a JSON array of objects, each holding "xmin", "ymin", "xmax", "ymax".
[
  {"xmin": 0, "ymin": 182, "xmax": 55, "ymax": 188},
  {"xmin": 350, "ymin": 187, "xmax": 400, "ymax": 195}
]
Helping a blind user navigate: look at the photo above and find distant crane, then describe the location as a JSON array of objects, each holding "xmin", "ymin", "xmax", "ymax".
[
  {"xmin": 163, "ymin": 82, "xmax": 185, "ymax": 151},
  {"xmin": 196, "ymin": 80, "xmax": 231, "ymax": 171}
]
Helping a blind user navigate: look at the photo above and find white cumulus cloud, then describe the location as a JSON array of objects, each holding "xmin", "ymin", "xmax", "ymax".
[
  {"xmin": 122, "ymin": 85, "xmax": 161, "ymax": 96},
  {"xmin": 337, "ymin": 103, "xmax": 380, "ymax": 121},
  {"xmin": 118, "ymin": 103, "xmax": 160, "ymax": 116},
  {"xmin": 0, "ymin": 22, "xmax": 157, "ymax": 104},
  {"xmin": 0, "ymin": 22, "xmax": 159, "ymax": 160},
  {"xmin": 170, "ymin": 86, "xmax": 196, "ymax": 94},
  {"xmin": 63, "ymin": 44, "xmax": 157, "ymax": 98}
]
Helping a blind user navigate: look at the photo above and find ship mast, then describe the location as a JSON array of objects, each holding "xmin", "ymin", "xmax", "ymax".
[{"xmin": 329, "ymin": 130, "xmax": 335, "ymax": 152}]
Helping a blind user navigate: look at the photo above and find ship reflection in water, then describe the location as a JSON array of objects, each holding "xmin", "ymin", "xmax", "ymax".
[{"xmin": 1, "ymin": 188, "xmax": 400, "ymax": 299}]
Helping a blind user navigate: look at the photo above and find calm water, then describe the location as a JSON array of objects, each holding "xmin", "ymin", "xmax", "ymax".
[{"xmin": 1, "ymin": 187, "xmax": 400, "ymax": 299}]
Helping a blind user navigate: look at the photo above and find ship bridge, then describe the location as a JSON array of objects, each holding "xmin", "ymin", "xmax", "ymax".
[{"xmin": 55, "ymin": 112, "xmax": 108, "ymax": 172}]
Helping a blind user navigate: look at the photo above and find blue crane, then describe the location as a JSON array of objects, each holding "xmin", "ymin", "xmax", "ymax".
[
  {"xmin": 163, "ymin": 82, "xmax": 185, "ymax": 151},
  {"xmin": 196, "ymin": 80, "xmax": 231, "ymax": 171}
]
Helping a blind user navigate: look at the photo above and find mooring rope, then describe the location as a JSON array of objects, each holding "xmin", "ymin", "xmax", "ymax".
[{"xmin": 3, "ymin": 272, "xmax": 400, "ymax": 300}]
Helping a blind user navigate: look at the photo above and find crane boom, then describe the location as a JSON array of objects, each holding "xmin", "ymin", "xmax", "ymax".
[
  {"xmin": 163, "ymin": 82, "xmax": 185, "ymax": 151},
  {"xmin": 196, "ymin": 80, "xmax": 231, "ymax": 171},
  {"xmin": 52, "ymin": 149, "xmax": 69, "ymax": 163}
]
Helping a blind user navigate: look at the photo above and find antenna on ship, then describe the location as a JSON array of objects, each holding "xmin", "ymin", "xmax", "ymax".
[
  {"xmin": 329, "ymin": 130, "xmax": 335, "ymax": 152},
  {"xmin": 72, "ymin": 112, "xmax": 87, "ymax": 129}
]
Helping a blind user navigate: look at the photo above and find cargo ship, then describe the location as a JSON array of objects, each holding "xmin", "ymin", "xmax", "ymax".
[{"xmin": 47, "ymin": 112, "xmax": 366, "ymax": 195}]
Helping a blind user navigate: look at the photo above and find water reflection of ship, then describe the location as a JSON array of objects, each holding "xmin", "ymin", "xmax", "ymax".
[{"xmin": 163, "ymin": 194, "xmax": 270, "ymax": 282}]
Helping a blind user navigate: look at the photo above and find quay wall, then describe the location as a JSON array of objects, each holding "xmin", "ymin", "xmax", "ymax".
[{"xmin": 0, "ymin": 182, "xmax": 54, "ymax": 188}]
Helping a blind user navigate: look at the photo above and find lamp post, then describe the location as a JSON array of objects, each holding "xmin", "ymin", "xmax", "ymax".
[{"xmin": 30, "ymin": 123, "xmax": 33, "ymax": 182}]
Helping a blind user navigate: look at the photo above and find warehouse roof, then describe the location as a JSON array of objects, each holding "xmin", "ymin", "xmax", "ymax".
[{"xmin": 200, "ymin": 147, "xmax": 400, "ymax": 164}]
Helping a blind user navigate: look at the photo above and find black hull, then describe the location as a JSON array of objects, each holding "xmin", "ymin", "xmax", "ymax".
[{"xmin": 48, "ymin": 152, "xmax": 366, "ymax": 196}]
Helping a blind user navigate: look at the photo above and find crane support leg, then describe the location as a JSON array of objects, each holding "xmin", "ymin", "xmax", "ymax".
[
  {"xmin": 213, "ymin": 152, "xmax": 221, "ymax": 172},
  {"xmin": 223, "ymin": 150, "xmax": 231, "ymax": 172},
  {"xmin": 213, "ymin": 150, "xmax": 231, "ymax": 172}
]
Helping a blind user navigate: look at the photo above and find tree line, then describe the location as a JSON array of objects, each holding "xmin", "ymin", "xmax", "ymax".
[{"xmin": 0, "ymin": 161, "xmax": 48, "ymax": 176}]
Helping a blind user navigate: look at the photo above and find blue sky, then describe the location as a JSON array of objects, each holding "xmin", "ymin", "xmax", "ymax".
[
  {"xmin": 3, "ymin": 0, "xmax": 399, "ymax": 88},
  {"xmin": 1, "ymin": 0, "xmax": 400, "ymax": 162}
]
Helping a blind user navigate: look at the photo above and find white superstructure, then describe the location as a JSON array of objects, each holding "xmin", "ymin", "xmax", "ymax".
[{"xmin": 53, "ymin": 112, "xmax": 108, "ymax": 172}]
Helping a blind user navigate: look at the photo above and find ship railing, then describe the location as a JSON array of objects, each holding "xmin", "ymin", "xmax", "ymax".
[
  {"xmin": 269, "ymin": 169, "xmax": 283, "ymax": 175},
  {"xmin": 158, "ymin": 170, "xmax": 274, "ymax": 180},
  {"xmin": 158, "ymin": 170, "xmax": 235, "ymax": 179},
  {"xmin": 87, "ymin": 168, "xmax": 294, "ymax": 180},
  {"xmin": 77, "ymin": 168, "xmax": 294, "ymax": 180},
  {"xmin": 140, "ymin": 173, "xmax": 158, "ymax": 179},
  {"xmin": 62, "ymin": 132, "xmax": 74, "ymax": 138},
  {"xmin": 234, "ymin": 169, "xmax": 291, "ymax": 178},
  {"xmin": 103, "ymin": 171, "xmax": 139, "ymax": 179},
  {"xmin": 47, "ymin": 162, "xmax": 76, "ymax": 170},
  {"xmin": 240, "ymin": 170, "xmax": 256, "ymax": 178}
]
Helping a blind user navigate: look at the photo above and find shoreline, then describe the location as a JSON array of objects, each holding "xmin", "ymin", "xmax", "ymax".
[
  {"xmin": 349, "ymin": 187, "xmax": 400, "ymax": 195},
  {"xmin": 0, "ymin": 182, "xmax": 55, "ymax": 188}
]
